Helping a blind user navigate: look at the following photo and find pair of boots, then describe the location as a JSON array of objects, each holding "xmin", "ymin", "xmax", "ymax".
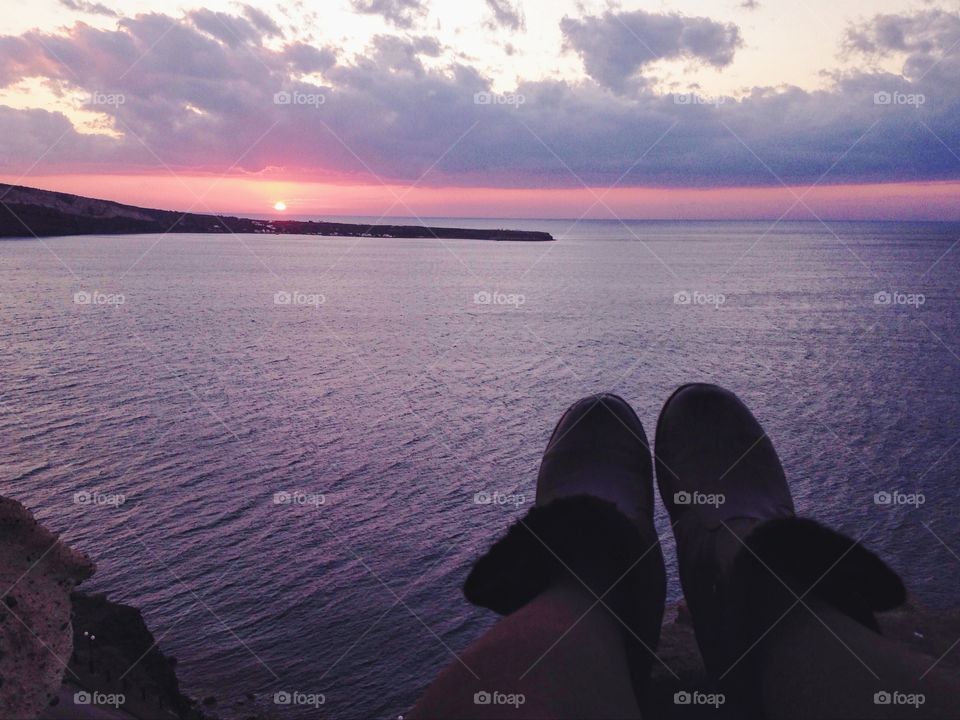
[{"xmin": 464, "ymin": 385, "xmax": 906, "ymax": 712}]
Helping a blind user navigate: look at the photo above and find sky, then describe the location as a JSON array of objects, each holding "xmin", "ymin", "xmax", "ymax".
[{"xmin": 0, "ymin": 0, "xmax": 959, "ymax": 219}]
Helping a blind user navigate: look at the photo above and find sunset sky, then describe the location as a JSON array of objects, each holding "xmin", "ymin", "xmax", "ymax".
[{"xmin": 1, "ymin": 0, "xmax": 959, "ymax": 219}]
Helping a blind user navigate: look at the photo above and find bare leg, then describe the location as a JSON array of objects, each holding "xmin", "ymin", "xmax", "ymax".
[
  {"xmin": 415, "ymin": 395, "xmax": 667, "ymax": 718},
  {"xmin": 410, "ymin": 579, "xmax": 642, "ymax": 719},
  {"xmin": 757, "ymin": 602, "xmax": 960, "ymax": 720}
]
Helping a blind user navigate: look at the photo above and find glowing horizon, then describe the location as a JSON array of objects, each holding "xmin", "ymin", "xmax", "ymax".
[
  {"xmin": 1, "ymin": 0, "xmax": 959, "ymax": 220},
  {"xmin": 4, "ymin": 174, "xmax": 959, "ymax": 222}
]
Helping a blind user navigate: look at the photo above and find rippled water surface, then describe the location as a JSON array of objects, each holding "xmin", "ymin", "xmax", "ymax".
[{"xmin": 3, "ymin": 220, "xmax": 960, "ymax": 718}]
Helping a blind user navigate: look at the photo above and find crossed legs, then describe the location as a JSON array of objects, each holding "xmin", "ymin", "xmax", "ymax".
[{"xmin": 411, "ymin": 387, "xmax": 960, "ymax": 719}]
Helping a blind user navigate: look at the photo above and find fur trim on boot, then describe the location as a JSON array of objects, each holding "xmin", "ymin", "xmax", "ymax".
[{"xmin": 463, "ymin": 495, "xmax": 666, "ymax": 703}]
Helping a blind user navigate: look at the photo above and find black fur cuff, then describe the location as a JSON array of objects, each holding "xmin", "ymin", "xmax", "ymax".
[
  {"xmin": 463, "ymin": 495, "xmax": 654, "ymax": 616},
  {"xmin": 733, "ymin": 517, "xmax": 906, "ymax": 632}
]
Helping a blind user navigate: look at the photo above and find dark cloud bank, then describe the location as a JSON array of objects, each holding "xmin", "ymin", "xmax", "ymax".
[{"xmin": 0, "ymin": 6, "xmax": 958, "ymax": 189}]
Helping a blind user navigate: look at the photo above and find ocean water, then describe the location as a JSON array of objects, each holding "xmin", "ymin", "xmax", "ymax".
[{"xmin": 2, "ymin": 219, "xmax": 960, "ymax": 718}]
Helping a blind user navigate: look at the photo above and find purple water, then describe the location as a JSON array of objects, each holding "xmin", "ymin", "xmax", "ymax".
[{"xmin": 2, "ymin": 220, "xmax": 959, "ymax": 718}]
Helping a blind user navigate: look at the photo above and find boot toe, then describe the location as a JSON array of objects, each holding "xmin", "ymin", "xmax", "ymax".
[
  {"xmin": 655, "ymin": 383, "xmax": 794, "ymax": 527},
  {"xmin": 537, "ymin": 394, "xmax": 654, "ymax": 521}
]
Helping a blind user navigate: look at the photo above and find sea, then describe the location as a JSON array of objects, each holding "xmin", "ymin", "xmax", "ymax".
[{"xmin": 2, "ymin": 219, "xmax": 959, "ymax": 718}]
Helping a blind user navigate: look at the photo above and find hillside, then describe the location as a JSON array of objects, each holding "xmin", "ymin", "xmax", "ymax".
[{"xmin": 0, "ymin": 184, "xmax": 554, "ymax": 242}]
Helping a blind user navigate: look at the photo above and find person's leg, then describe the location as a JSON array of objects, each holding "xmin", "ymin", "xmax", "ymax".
[
  {"xmin": 410, "ymin": 579, "xmax": 641, "ymax": 719},
  {"xmin": 655, "ymin": 384, "xmax": 960, "ymax": 718},
  {"xmin": 654, "ymin": 383, "xmax": 797, "ymax": 681},
  {"xmin": 714, "ymin": 513, "xmax": 960, "ymax": 719},
  {"xmin": 413, "ymin": 394, "xmax": 667, "ymax": 719},
  {"xmin": 753, "ymin": 599, "xmax": 960, "ymax": 719}
]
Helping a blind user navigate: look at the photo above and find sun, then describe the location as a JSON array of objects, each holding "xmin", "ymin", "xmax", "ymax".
[{"xmin": 273, "ymin": 201, "xmax": 287, "ymax": 212}]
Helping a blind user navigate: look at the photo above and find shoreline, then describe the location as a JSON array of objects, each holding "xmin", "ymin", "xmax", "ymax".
[{"xmin": 0, "ymin": 184, "xmax": 555, "ymax": 242}]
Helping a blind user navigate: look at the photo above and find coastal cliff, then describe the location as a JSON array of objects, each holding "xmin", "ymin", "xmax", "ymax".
[
  {"xmin": 0, "ymin": 497, "xmax": 93, "ymax": 718},
  {"xmin": 0, "ymin": 496, "xmax": 211, "ymax": 720}
]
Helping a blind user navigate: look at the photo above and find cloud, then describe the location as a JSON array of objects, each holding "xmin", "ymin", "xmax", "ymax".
[
  {"xmin": 841, "ymin": 8, "xmax": 960, "ymax": 92},
  {"xmin": 350, "ymin": 0, "xmax": 427, "ymax": 29},
  {"xmin": 188, "ymin": 9, "xmax": 268, "ymax": 47},
  {"xmin": 363, "ymin": 34, "xmax": 442, "ymax": 74},
  {"xmin": 241, "ymin": 5, "xmax": 282, "ymax": 38},
  {"xmin": 0, "ymin": 7, "xmax": 957, "ymax": 191},
  {"xmin": 561, "ymin": 9, "xmax": 743, "ymax": 92},
  {"xmin": 485, "ymin": 0, "xmax": 525, "ymax": 32},
  {"xmin": 740, "ymin": 0, "xmax": 760, "ymax": 10},
  {"xmin": 282, "ymin": 43, "xmax": 337, "ymax": 74},
  {"xmin": 844, "ymin": 9, "xmax": 960, "ymax": 58},
  {"xmin": 59, "ymin": 0, "xmax": 118, "ymax": 18},
  {"xmin": 0, "ymin": 105, "xmax": 120, "ymax": 171}
]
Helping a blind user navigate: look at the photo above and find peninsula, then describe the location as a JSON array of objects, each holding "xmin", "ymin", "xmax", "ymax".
[{"xmin": 0, "ymin": 184, "xmax": 554, "ymax": 242}]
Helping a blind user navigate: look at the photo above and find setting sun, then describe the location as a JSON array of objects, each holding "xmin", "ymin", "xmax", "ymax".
[{"xmin": 273, "ymin": 201, "xmax": 287, "ymax": 212}]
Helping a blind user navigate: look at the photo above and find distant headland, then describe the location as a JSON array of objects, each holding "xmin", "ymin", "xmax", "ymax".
[{"xmin": 0, "ymin": 184, "xmax": 554, "ymax": 242}]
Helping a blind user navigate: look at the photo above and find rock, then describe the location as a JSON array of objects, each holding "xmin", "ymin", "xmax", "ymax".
[
  {"xmin": 0, "ymin": 496, "xmax": 94, "ymax": 719},
  {"xmin": 65, "ymin": 592, "xmax": 205, "ymax": 719}
]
